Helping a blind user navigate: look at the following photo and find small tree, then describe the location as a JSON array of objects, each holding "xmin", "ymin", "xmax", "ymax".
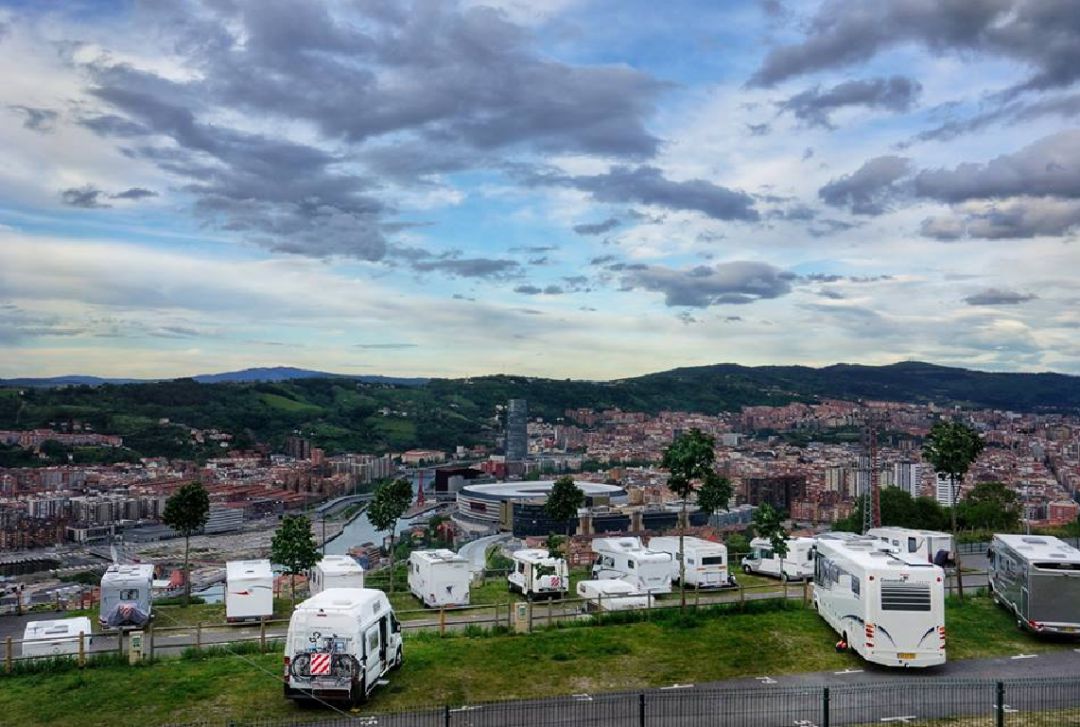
[
  {"xmin": 922, "ymin": 420, "xmax": 984, "ymax": 600},
  {"xmin": 752, "ymin": 503, "xmax": 789, "ymax": 580},
  {"xmin": 545, "ymin": 475, "xmax": 585, "ymax": 545},
  {"xmin": 367, "ymin": 478, "xmax": 414, "ymax": 594},
  {"xmin": 271, "ymin": 514, "xmax": 320, "ymax": 607},
  {"xmin": 663, "ymin": 429, "xmax": 732, "ymax": 610},
  {"xmin": 545, "ymin": 534, "xmax": 564, "ymax": 560},
  {"xmin": 162, "ymin": 481, "xmax": 210, "ymax": 606}
]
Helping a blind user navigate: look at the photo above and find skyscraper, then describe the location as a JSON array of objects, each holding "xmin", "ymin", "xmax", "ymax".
[{"xmin": 506, "ymin": 399, "xmax": 528, "ymax": 462}]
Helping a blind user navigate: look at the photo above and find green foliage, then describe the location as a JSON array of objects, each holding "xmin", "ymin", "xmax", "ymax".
[
  {"xmin": 162, "ymin": 481, "xmax": 210, "ymax": 537},
  {"xmin": 697, "ymin": 473, "xmax": 733, "ymax": 517},
  {"xmin": 753, "ymin": 503, "xmax": 789, "ymax": 559},
  {"xmin": 271, "ymin": 514, "xmax": 319, "ymax": 604},
  {"xmin": 545, "ymin": 533, "xmax": 564, "ymax": 559},
  {"xmin": 922, "ymin": 420, "xmax": 985, "ymax": 506},
  {"xmin": 725, "ymin": 532, "xmax": 750, "ymax": 556},
  {"xmin": 662, "ymin": 429, "xmax": 725, "ymax": 501},
  {"xmin": 368, "ymin": 478, "xmax": 414, "ymax": 594},
  {"xmin": 544, "ymin": 475, "xmax": 584, "ymax": 536},
  {"xmin": 957, "ymin": 481, "xmax": 1020, "ymax": 531},
  {"xmin": 835, "ymin": 489, "xmax": 950, "ymax": 533}
]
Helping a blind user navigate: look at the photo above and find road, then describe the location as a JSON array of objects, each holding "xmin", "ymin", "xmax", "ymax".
[{"xmin": 457, "ymin": 533, "xmax": 511, "ymax": 573}]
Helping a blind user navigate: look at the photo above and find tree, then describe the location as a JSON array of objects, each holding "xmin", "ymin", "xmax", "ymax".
[
  {"xmin": 367, "ymin": 478, "xmax": 414, "ymax": 594},
  {"xmin": 662, "ymin": 429, "xmax": 732, "ymax": 610},
  {"xmin": 956, "ymin": 481, "xmax": 1020, "ymax": 532},
  {"xmin": 752, "ymin": 503, "xmax": 790, "ymax": 581},
  {"xmin": 922, "ymin": 420, "xmax": 984, "ymax": 599},
  {"xmin": 162, "ymin": 481, "xmax": 210, "ymax": 606},
  {"xmin": 545, "ymin": 475, "xmax": 585, "ymax": 542},
  {"xmin": 271, "ymin": 514, "xmax": 320, "ymax": 606},
  {"xmin": 725, "ymin": 532, "xmax": 750, "ymax": 558},
  {"xmin": 545, "ymin": 534, "xmax": 564, "ymax": 560}
]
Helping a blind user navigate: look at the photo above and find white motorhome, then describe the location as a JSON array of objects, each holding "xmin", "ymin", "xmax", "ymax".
[
  {"xmin": 225, "ymin": 559, "xmax": 273, "ymax": 622},
  {"xmin": 508, "ymin": 549, "xmax": 569, "ymax": 600},
  {"xmin": 99, "ymin": 563, "xmax": 154, "ymax": 629},
  {"xmin": 310, "ymin": 555, "xmax": 365, "ymax": 595},
  {"xmin": 813, "ymin": 537, "xmax": 946, "ymax": 668},
  {"xmin": 21, "ymin": 617, "xmax": 93, "ymax": 658},
  {"xmin": 988, "ymin": 534, "xmax": 1080, "ymax": 635},
  {"xmin": 591, "ymin": 537, "xmax": 673, "ymax": 595},
  {"xmin": 283, "ymin": 588, "xmax": 402, "ymax": 706},
  {"xmin": 577, "ymin": 580, "xmax": 653, "ymax": 612},
  {"xmin": 741, "ymin": 537, "xmax": 816, "ymax": 581},
  {"xmin": 649, "ymin": 536, "xmax": 735, "ymax": 588},
  {"xmin": 867, "ymin": 527, "xmax": 954, "ymax": 566},
  {"xmin": 408, "ymin": 549, "xmax": 471, "ymax": 608}
]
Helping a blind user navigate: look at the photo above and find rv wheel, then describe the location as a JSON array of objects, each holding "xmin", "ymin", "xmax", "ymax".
[
  {"xmin": 742, "ymin": 564, "xmax": 751, "ymax": 575},
  {"xmin": 392, "ymin": 647, "xmax": 403, "ymax": 670},
  {"xmin": 780, "ymin": 572, "xmax": 789, "ymax": 583},
  {"xmin": 350, "ymin": 680, "xmax": 367, "ymax": 708}
]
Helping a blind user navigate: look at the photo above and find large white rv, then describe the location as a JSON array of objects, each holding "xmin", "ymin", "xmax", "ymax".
[
  {"xmin": 867, "ymin": 527, "xmax": 954, "ymax": 566},
  {"xmin": 741, "ymin": 537, "xmax": 816, "ymax": 581},
  {"xmin": 577, "ymin": 580, "xmax": 653, "ymax": 612},
  {"xmin": 813, "ymin": 537, "xmax": 946, "ymax": 668},
  {"xmin": 309, "ymin": 555, "xmax": 365, "ymax": 595},
  {"xmin": 408, "ymin": 549, "xmax": 471, "ymax": 608},
  {"xmin": 988, "ymin": 534, "xmax": 1080, "ymax": 635},
  {"xmin": 283, "ymin": 588, "xmax": 402, "ymax": 706},
  {"xmin": 99, "ymin": 563, "xmax": 154, "ymax": 629},
  {"xmin": 648, "ymin": 536, "xmax": 735, "ymax": 588},
  {"xmin": 507, "ymin": 549, "xmax": 569, "ymax": 600},
  {"xmin": 591, "ymin": 537, "xmax": 673, "ymax": 595},
  {"xmin": 21, "ymin": 617, "xmax": 93, "ymax": 658},
  {"xmin": 225, "ymin": 559, "xmax": 274, "ymax": 622}
]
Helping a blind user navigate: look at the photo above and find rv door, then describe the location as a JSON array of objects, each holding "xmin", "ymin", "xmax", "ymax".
[{"xmin": 363, "ymin": 624, "xmax": 382, "ymax": 690}]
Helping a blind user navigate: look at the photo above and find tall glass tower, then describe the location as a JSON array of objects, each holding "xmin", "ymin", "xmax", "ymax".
[{"xmin": 506, "ymin": 399, "xmax": 528, "ymax": 462}]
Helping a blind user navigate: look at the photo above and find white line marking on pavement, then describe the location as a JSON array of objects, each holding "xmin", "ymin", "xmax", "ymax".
[
  {"xmin": 879, "ymin": 716, "xmax": 918, "ymax": 724},
  {"xmin": 573, "ymin": 694, "xmax": 593, "ymax": 701},
  {"xmin": 834, "ymin": 668, "xmax": 864, "ymax": 675},
  {"xmin": 449, "ymin": 706, "xmax": 481, "ymax": 713},
  {"xmin": 661, "ymin": 683, "xmax": 694, "ymax": 690},
  {"xmin": 756, "ymin": 676, "xmax": 778, "ymax": 685},
  {"xmin": 1010, "ymin": 653, "xmax": 1037, "ymax": 660}
]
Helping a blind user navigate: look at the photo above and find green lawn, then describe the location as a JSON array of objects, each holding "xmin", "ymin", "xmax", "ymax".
[{"xmin": 256, "ymin": 393, "xmax": 322, "ymax": 414}]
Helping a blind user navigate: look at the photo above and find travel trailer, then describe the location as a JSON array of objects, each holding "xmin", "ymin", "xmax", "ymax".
[
  {"xmin": 741, "ymin": 537, "xmax": 816, "ymax": 581},
  {"xmin": 577, "ymin": 580, "xmax": 653, "ymax": 612},
  {"xmin": 283, "ymin": 588, "xmax": 402, "ymax": 706},
  {"xmin": 988, "ymin": 534, "xmax": 1080, "ymax": 635},
  {"xmin": 867, "ymin": 527, "xmax": 954, "ymax": 566},
  {"xmin": 591, "ymin": 537, "xmax": 673, "ymax": 595},
  {"xmin": 649, "ymin": 536, "xmax": 735, "ymax": 588},
  {"xmin": 507, "ymin": 549, "xmax": 569, "ymax": 600},
  {"xmin": 225, "ymin": 559, "xmax": 273, "ymax": 622},
  {"xmin": 813, "ymin": 537, "xmax": 946, "ymax": 668},
  {"xmin": 99, "ymin": 563, "xmax": 154, "ymax": 629},
  {"xmin": 309, "ymin": 555, "xmax": 365, "ymax": 595},
  {"xmin": 408, "ymin": 549, "xmax": 471, "ymax": 608},
  {"xmin": 21, "ymin": 617, "xmax": 93, "ymax": 658}
]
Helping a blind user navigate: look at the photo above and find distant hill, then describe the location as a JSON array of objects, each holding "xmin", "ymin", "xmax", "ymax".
[{"xmin": 0, "ymin": 367, "xmax": 428, "ymax": 388}]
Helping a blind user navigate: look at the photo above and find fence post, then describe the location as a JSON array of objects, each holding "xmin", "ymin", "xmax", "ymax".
[
  {"xmin": 739, "ymin": 583, "xmax": 745, "ymax": 611},
  {"xmin": 996, "ymin": 682, "xmax": 1005, "ymax": 727},
  {"xmin": 196, "ymin": 622, "xmax": 202, "ymax": 652},
  {"xmin": 260, "ymin": 618, "xmax": 266, "ymax": 653},
  {"xmin": 527, "ymin": 602, "xmax": 533, "ymax": 633},
  {"xmin": 638, "ymin": 692, "xmax": 645, "ymax": 727},
  {"xmin": 694, "ymin": 586, "xmax": 700, "ymax": 609},
  {"xmin": 78, "ymin": 631, "xmax": 86, "ymax": 668},
  {"xmin": 148, "ymin": 621, "xmax": 154, "ymax": 662},
  {"xmin": 444, "ymin": 704, "xmax": 451, "ymax": 727},
  {"xmin": 4, "ymin": 636, "xmax": 11, "ymax": 673},
  {"xmin": 494, "ymin": 601, "xmax": 500, "ymax": 630},
  {"xmin": 439, "ymin": 607, "xmax": 446, "ymax": 636},
  {"xmin": 117, "ymin": 629, "xmax": 124, "ymax": 657},
  {"xmin": 803, "ymin": 579, "xmax": 809, "ymax": 606},
  {"xmin": 822, "ymin": 687, "xmax": 830, "ymax": 727}
]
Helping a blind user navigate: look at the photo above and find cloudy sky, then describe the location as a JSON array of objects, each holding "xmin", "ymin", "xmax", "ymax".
[{"xmin": 2, "ymin": 0, "xmax": 1079, "ymax": 380}]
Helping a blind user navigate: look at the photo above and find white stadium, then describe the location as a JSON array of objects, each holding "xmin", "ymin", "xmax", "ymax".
[{"xmin": 455, "ymin": 480, "xmax": 627, "ymax": 528}]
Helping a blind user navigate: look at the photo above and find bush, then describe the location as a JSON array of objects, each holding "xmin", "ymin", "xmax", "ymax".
[{"xmin": 154, "ymin": 595, "xmax": 206, "ymax": 606}]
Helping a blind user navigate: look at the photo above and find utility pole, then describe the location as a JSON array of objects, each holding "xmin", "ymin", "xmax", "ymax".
[{"xmin": 861, "ymin": 414, "xmax": 881, "ymax": 533}]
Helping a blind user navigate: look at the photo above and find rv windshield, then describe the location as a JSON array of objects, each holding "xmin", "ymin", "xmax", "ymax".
[{"xmin": 536, "ymin": 564, "xmax": 558, "ymax": 577}]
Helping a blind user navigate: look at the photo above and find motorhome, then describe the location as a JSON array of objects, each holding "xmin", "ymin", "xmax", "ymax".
[
  {"xmin": 309, "ymin": 555, "xmax": 365, "ymax": 595},
  {"xmin": 813, "ymin": 537, "xmax": 946, "ymax": 668},
  {"xmin": 741, "ymin": 537, "xmax": 816, "ymax": 581},
  {"xmin": 867, "ymin": 527, "xmax": 954, "ymax": 566},
  {"xmin": 225, "ymin": 559, "xmax": 274, "ymax": 622},
  {"xmin": 591, "ymin": 537, "xmax": 673, "ymax": 595},
  {"xmin": 99, "ymin": 563, "xmax": 154, "ymax": 629},
  {"xmin": 21, "ymin": 617, "xmax": 93, "ymax": 658},
  {"xmin": 507, "ymin": 549, "xmax": 569, "ymax": 600},
  {"xmin": 648, "ymin": 536, "xmax": 735, "ymax": 588},
  {"xmin": 988, "ymin": 534, "xmax": 1080, "ymax": 635},
  {"xmin": 408, "ymin": 549, "xmax": 471, "ymax": 608},
  {"xmin": 577, "ymin": 580, "xmax": 653, "ymax": 612},
  {"xmin": 283, "ymin": 588, "xmax": 402, "ymax": 706}
]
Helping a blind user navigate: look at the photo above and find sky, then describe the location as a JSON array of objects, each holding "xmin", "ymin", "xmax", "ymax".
[{"xmin": 1, "ymin": 0, "xmax": 1079, "ymax": 380}]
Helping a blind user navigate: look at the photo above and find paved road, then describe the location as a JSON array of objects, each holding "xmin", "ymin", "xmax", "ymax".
[{"xmin": 457, "ymin": 533, "xmax": 511, "ymax": 574}]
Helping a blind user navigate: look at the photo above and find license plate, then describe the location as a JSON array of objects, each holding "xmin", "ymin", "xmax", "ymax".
[
  {"xmin": 1061, "ymin": 627, "xmax": 1077, "ymax": 633},
  {"xmin": 897, "ymin": 652, "xmax": 916, "ymax": 660}
]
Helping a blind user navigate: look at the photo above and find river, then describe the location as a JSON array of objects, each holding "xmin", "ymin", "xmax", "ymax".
[{"xmin": 323, "ymin": 471, "xmax": 430, "ymax": 556}]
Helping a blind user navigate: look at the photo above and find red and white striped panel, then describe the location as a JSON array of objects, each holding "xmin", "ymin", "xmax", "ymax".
[{"xmin": 310, "ymin": 653, "xmax": 331, "ymax": 676}]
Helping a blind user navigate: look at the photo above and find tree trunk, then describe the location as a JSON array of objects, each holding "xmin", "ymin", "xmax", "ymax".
[
  {"xmin": 951, "ymin": 474, "xmax": 964, "ymax": 601},
  {"xmin": 290, "ymin": 571, "xmax": 296, "ymax": 608},
  {"xmin": 183, "ymin": 534, "xmax": 191, "ymax": 607},
  {"xmin": 388, "ymin": 530, "xmax": 396, "ymax": 595},
  {"xmin": 679, "ymin": 500, "xmax": 687, "ymax": 613}
]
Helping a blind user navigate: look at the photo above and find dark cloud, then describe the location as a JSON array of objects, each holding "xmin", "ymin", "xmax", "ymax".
[
  {"xmin": 513, "ymin": 284, "xmax": 565, "ymax": 295},
  {"xmin": 908, "ymin": 92, "xmax": 1080, "ymax": 146},
  {"xmin": 819, "ymin": 155, "xmax": 911, "ymax": 215},
  {"xmin": 412, "ymin": 257, "xmax": 520, "ymax": 279},
  {"xmin": 808, "ymin": 218, "xmax": 860, "ymax": 237},
  {"xmin": 509, "ymin": 245, "xmax": 559, "ymax": 253},
  {"xmin": 963, "ymin": 288, "xmax": 1038, "ymax": 306},
  {"xmin": 921, "ymin": 198, "xmax": 1080, "ymax": 240},
  {"xmin": 778, "ymin": 76, "xmax": 921, "ymax": 129},
  {"xmin": 619, "ymin": 261, "xmax": 793, "ymax": 307},
  {"xmin": 79, "ymin": 114, "xmax": 151, "ymax": 138},
  {"xmin": 747, "ymin": 123, "xmax": 771, "ymax": 136},
  {"xmin": 768, "ymin": 204, "xmax": 817, "ymax": 221},
  {"xmin": 817, "ymin": 289, "xmax": 846, "ymax": 299},
  {"xmin": 528, "ymin": 257, "xmax": 549, "ymax": 266},
  {"xmin": 573, "ymin": 218, "xmax": 621, "ymax": 236},
  {"xmin": 451, "ymin": 293, "xmax": 476, "ymax": 301},
  {"xmin": 9, "ymin": 105, "xmax": 58, "ymax": 132},
  {"xmin": 60, "ymin": 186, "xmax": 111, "ymax": 209},
  {"xmin": 589, "ymin": 255, "xmax": 618, "ymax": 266},
  {"xmin": 109, "ymin": 187, "xmax": 158, "ymax": 200}
]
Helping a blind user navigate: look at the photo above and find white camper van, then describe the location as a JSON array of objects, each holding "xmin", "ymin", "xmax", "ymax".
[
  {"xmin": 225, "ymin": 559, "xmax": 273, "ymax": 622},
  {"xmin": 21, "ymin": 617, "xmax": 93, "ymax": 658},
  {"xmin": 577, "ymin": 580, "xmax": 653, "ymax": 612},
  {"xmin": 408, "ymin": 549, "xmax": 471, "ymax": 608},
  {"xmin": 283, "ymin": 588, "xmax": 402, "ymax": 706},
  {"xmin": 508, "ymin": 549, "xmax": 569, "ymax": 600},
  {"xmin": 741, "ymin": 537, "xmax": 816, "ymax": 581},
  {"xmin": 867, "ymin": 527, "xmax": 954, "ymax": 566},
  {"xmin": 310, "ymin": 555, "xmax": 365, "ymax": 595},
  {"xmin": 988, "ymin": 534, "xmax": 1080, "ymax": 635},
  {"xmin": 813, "ymin": 537, "xmax": 946, "ymax": 668},
  {"xmin": 99, "ymin": 563, "xmax": 154, "ymax": 629},
  {"xmin": 591, "ymin": 537, "xmax": 673, "ymax": 595},
  {"xmin": 649, "ymin": 536, "xmax": 735, "ymax": 588}
]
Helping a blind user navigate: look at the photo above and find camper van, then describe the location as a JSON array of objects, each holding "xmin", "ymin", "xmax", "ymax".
[
  {"xmin": 741, "ymin": 537, "xmax": 816, "ymax": 581},
  {"xmin": 225, "ymin": 559, "xmax": 273, "ymax": 622},
  {"xmin": 591, "ymin": 537, "xmax": 673, "ymax": 595},
  {"xmin": 310, "ymin": 555, "xmax": 365, "ymax": 595},
  {"xmin": 867, "ymin": 527, "xmax": 954, "ymax": 566},
  {"xmin": 988, "ymin": 534, "xmax": 1080, "ymax": 635},
  {"xmin": 21, "ymin": 617, "xmax": 93, "ymax": 658},
  {"xmin": 508, "ymin": 549, "xmax": 569, "ymax": 600},
  {"xmin": 577, "ymin": 580, "xmax": 653, "ymax": 612},
  {"xmin": 408, "ymin": 549, "xmax": 471, "ymax": 608},
  {"xmin": 283, "ymin": 588, "xmax": 402, "ymax": 706},
  {"xmin": 813, "ymin": 537, "xmax": 946, "ymax": 668},
  {"xmin": 649, "ymin": 536, "xmax": 735, "ymax": 588},
  {"xmin": 99, "ymin": 563, "xmax": 154, "ymax": 629}
]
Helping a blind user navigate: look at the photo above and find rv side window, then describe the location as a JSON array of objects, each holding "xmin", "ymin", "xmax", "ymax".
[
  {"xmin": 602, "ymin": 556, "xmax": 614, "ymax": 568},
  {"xmin": 366, "ymin": 630, "xmax": 379, "ymax": 654},
  {"xmin": 517, "ymin": 562, "xmax": 525, "ymax": 573},
  {"xmin": 908, "ymin": 537, "xmax": 917, "ymax": 553},
  {"xmin": 627, "ymin": 560, "xmax": 635, "ymax": 569},
  {"xmin": 851, "ymin": 577, "xmax": 860, "ymax": 598},
  {"xmin": 702, "ymin": 556, "xmax": 724, "ymax": 566},
  {"xmin": 536, "ymin": 564, "xmax": 557, "ymax": 577},
  {"xmin": 120, "ymin": 589, "xmax": 139, "ymax": 600},
  {"xmin": 761, "ymin": 549, "xmax": 772, "ymax": 560}
]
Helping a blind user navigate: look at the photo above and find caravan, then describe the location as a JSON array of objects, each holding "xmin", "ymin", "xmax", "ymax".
[
  {"xmin": 867, "ymin": 527, "xmax": 954, "ymax": 566},
  {"xmin": 577, "ymin": 580, "xmax": 653, "ymax": 612},
  {"xmin": 648, "ymin": 536, "xmax": 735, "ymax": 588},
  {"xmin": 21, "ymin": 617, "xmax": 93, "ymax": 658},
  {"xmin": 408, "ymin": 549, "xmax": 471, "ymax": 608},
  {"xmin": 813, "ymin": 537, "xmax": 946, "ymax": 668},
  {"xmin": 310, "ymin": 555, "xmax": 365, "ymax": 595},
  {"xmin": 225, "ymin": 559, "xmax": 274, "ymax": 622},
  {"xmin": 507, "ymin": 549, "xmax": 569, "ymax": 600},
  {"xmin": 988, "ymin": 534, "xmax": 1080, "ymax": 635},
  {"xmin": 283, "ymin": 588, "xmax": 402, "ymax": 706},
  {"xmin": 591, "ymin": 537, "xmax": 673, "ymax": 595},
  {"xmin": 741, "ymin": 537, "xmax": 816, "ymax": 581},
  {"xmin": 99, "ymin": 564, "xmax": 154, "ymax": 629}
]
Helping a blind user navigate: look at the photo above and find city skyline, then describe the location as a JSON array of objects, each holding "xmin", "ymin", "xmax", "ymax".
[{"xmin": 2, "ymin": 1, "xmax": 1080, "ymax": 380}]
